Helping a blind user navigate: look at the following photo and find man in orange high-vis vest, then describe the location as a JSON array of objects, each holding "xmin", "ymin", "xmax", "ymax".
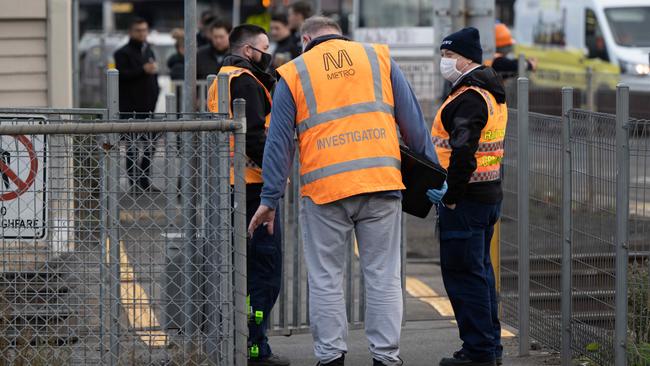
[
  {"xmin": 430, "ymin": 27, "xmax": 508, "ymax": 366},
  {"xmin": 206, "ymin": 25, "xmax": 290, "ymax": 366},
  {"xmin": 248, "ymin": 17, "xmax": 442, "ymax": 366}
]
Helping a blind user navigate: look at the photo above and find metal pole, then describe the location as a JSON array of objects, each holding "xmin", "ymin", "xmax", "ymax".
[
  {"xmin": 401, "ymin": 214, "xmax": 407, "ymax": 326},
  {"xmin": 561, "ymin": 87, "xmax": 573, "ymax": 366},
  {"xmin": 233, "ymin": 0, "xmax": 242, "ymax": 27},
  {"xmin": 232, "ymin": 98, "xmax": 248, "ymax": 365},
  {"xmin": 103, "ymin": 1, "xmax": 114, "ymax": 34},
  {"xmin": 291, "ymin": 153, "xmax": 302, "ymax": 329},
  {"xmin": 518, "ymin": 54, "xmax": 527, "ymax": 78},
  {"xmin": 106, "ymin": 68, "xmax": 120, "ymax": 366},
  {"xmin": 163, "ymin": 94, "xmax": 183, "ymax": 334},
  {"xmin": 218, "ymin": 126, "xmax": 233, "ymax": 364},
  {"xmin": 218, "ymin": 73, "xmax": 229, "ymax": 115},
  {"xmin": 517, "ymin": 77, "xmax": 530, "ymax": 357},
  {"xmin": 614, "ymin": 83, "xmax": 630, "ymax": 366},
  {"xmin": 184, "ymin": 0, "xmax": 197, "ymax": 114},
  {"xmin": 182, "ymin": 0, "xmax": 199, "ymax": 356},
  {"xmin": 72, "ymin": 0, "xmax": 80, "ymax": 108}
]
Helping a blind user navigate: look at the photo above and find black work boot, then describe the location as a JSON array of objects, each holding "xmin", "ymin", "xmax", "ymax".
[
  {"xmin": 249, "ymin": 353, "xmax": 291, "ymax": 366},
  {"xmin": 316, "ymin": 354, "xmax": 345, "ymax": 366},
  {"xmin": 439, "ymin": 351, "xmax": 496, "ymax": 366}
]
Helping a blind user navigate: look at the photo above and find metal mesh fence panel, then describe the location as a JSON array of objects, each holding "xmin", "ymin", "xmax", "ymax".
[
  {"xmin": 526, "ymin": 112, "xmax": 564, "ymax": 352},
  {"xmin": 627, "ymin": 118, "xmax": 650, "ymax": 365},
  {"xmin": 500, "ymin": 108, "xmax": 518, "ymax": 328},
  {"xmin": 0, "ymin": 116, "xmax": 244, "ymax": 366},
  {"xmin": 500, "ymin": 109, "xmax": 564, "ymax": 352},
  {"xmin": 569, "ymin": 110, "xmax": 617, "ymax": 365}
]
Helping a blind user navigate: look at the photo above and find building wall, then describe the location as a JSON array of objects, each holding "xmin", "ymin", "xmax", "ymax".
[{"xmin": 0, "ymin": 0, "xmax": 72, "ymax": 108}]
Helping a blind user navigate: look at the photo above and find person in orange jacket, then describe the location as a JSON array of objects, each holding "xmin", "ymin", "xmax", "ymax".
[{"xmin": 489, "ymin": 23, "xmax": 537, "ymax": 77}]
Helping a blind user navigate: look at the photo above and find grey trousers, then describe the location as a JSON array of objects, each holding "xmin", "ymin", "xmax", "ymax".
[{"xmin": 300, "ymin": 194, "xmax": 403, "ymax": 365}]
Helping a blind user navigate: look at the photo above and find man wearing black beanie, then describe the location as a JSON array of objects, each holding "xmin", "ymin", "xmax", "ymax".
[{"xmin": 426, "ymin": 27, "xmax": 508, "ymax": 366}]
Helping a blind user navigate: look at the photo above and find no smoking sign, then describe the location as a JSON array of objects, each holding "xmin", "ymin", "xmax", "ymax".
[{"xmin": 0, "ymin": 116, "xmax": 46, "ymax": 239}]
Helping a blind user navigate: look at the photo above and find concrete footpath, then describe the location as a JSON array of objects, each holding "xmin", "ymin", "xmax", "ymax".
[
  {"xmin": 268, "ymin": 260, "xmax": 559, "ymax": 366},
  {"xmin": 269, "ymin": 320, "xmax": 557, "ymax": 366}
]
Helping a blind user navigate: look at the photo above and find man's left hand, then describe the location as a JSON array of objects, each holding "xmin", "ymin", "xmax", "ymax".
[
  {"xmin": 248, "ymin": 205, "xmax": 276, "ymax": 237},
  {"xmin": 426, "ymin": 181, "xmax": 448, "ymax": 204}
]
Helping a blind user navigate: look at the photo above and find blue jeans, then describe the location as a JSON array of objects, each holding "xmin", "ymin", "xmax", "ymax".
[
  {"xmin": 438, "ymin": 200, "xmax": 502, "ymax": 363},
  {"xmin": 246, "ymin": 184, "xmax": 283, "ymax": 359}
]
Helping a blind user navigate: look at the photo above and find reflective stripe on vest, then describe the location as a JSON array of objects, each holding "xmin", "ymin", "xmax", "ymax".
[
  {"xmin": 431, "ymin": 85, "xmax": 507, "ymax": 184},
  {"xmin": 207, "ymin": 66, "xmax": 272, "ymax": 184},
  {"xmin": 276, "ymin": 40, "xmax": 404, "ymax": 204}
]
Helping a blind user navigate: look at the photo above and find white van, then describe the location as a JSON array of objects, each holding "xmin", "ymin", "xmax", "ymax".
[{"xmin": 514, "ymin": 0, "xmax": 650, "ymax": 79}]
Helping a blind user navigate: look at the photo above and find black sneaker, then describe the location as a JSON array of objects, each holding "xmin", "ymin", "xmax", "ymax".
[
  {"xmin": 249, "ymin": 353, "xmax": 291, "ymax": 366},
  {"xmin": 439, "ymin": 351, "xmax": 496, "ymax": 366},
  {"xmin": 373, "ymin": 356, "xmax": 403, "ymax": 366},
  {"xmin": 317, "ymin": 354, "xmax": 345, "ymax": 366}
]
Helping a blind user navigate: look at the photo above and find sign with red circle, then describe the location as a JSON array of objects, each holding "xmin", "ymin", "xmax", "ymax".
[{"xmin": 0, "ymin": 135, "xmax": 38, "ymax": 201}]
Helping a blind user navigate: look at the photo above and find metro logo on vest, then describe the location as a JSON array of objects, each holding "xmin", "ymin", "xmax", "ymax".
[{"xmin": 323, "ymin": 49, "xmax": 356, "ymax": 80}]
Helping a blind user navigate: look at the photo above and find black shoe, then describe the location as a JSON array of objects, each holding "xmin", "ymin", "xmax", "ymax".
[
  {"xmin": 317, "ymin": 354, "xmax": 345, "ymax": 366},
  {"xmin": 496, "ymin": 357, "xmax": 502, "ymax": 366},
  {"xmin": 249, "ymin": 353, "xmax": 291, "ymax": 366},
  {"xmin": 373, "ymin": 357, "xmax": 403, "ymax": 366},
  {"xmin": 439, "ymin": 351, "xmax": 496, "ymax": 366}
]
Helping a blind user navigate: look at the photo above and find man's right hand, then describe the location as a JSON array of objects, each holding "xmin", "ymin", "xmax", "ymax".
[{"xmin": 143, "ymin": 62, "xmax": 158, "ymax": 75}]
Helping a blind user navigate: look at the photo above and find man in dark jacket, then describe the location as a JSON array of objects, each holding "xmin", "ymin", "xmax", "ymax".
[
  {"xmin": 197, "ymin": 19, "xmax": 232, "ymax": 80},
  {"xmin": 287, "ymin": 1, "xmax": 312, "ymax": 52},
  {"xmin": 428, "ymin": 27, "xmax": 508, "ymax": 366},
  {"xmin": 207, "ymin": 24, "xmax": 289, "ymax": 366},
  {"xmin": 270, "ymin": 13, "xmax": 301, "ymax": 71},
  {"xmin": 114, "ymin": 17, "xmax": 160, "ymax": 192}
]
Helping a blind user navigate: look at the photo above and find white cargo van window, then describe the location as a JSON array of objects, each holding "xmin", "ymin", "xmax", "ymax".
[
  {"xmin": 605, "ymin": 7, "xmax": 650, "ymax": 47},
  {"xmin": 358, "ymin": 0, "xmax": 432, "ymax": 27},
  {"xmin": 585, "ymin": 8, "xmax": 609, "ymax": 61}
]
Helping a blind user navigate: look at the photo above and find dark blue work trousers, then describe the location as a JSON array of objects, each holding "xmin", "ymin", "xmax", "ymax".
[
  {"xmin": 246, "ymin": 184, "xmax": 283, "ymax": 359},
  {"xmin": 438, "ymin": 200, "xmax": 502, "ymax": 363}
]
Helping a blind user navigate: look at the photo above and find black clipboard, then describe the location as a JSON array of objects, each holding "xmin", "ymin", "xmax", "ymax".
[{"xmin": 400, "ymin": 145, "xmax": 447, "ymax": 218}]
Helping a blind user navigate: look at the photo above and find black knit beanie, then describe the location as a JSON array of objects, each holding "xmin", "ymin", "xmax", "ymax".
[{"xmin": 440, "ymin": 27, "xmax": 483, "ymax": 64}]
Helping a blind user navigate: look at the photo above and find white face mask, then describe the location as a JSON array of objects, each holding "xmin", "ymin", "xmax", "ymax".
[{"xmin": 440, "ymin": 57, "xmax": 464, "ymax": 84}]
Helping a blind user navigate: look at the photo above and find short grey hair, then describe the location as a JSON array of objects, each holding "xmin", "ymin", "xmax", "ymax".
[{"xmin": 300, "ymin": 16, "xmax": 342, "ymax": 37}]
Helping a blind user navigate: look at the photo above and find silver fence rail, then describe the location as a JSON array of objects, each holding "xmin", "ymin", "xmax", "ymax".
[
  {"xmin": 0, "ymin": 109, "xmax": 248, "ymax": 365},
  {"xmin": 503, "ymin": 78, "xmax": 650, "ymax": 366}
]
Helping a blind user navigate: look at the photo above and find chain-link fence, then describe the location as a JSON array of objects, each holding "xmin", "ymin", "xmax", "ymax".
[{"xmin": 0, "ymin": 112, "xmax": 248, "ymax": 365}]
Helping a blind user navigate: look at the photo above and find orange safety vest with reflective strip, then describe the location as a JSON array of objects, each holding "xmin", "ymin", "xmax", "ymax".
[
  {"xmin": 431, "ymin": 85, "xmax": 508, "ymax": 183},
  {"xmin": 276, "ymin": 39, "xmax": 404, "ymax": 204},
  {"xmin": 207, "ymin": 66, "xmax": 272, "ymax": 184}
]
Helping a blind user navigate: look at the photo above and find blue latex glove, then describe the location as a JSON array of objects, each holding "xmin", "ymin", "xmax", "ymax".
[{"xmin": 426, "ymin": 182, "xmax": 448, "ymax": 204}]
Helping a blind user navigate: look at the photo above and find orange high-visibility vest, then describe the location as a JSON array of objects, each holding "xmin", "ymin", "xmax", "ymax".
[
  {"xmin": 431, "ymin": 85, "xmax": 507, "ymax": 183},
  {"xmin": 276, "ymin": 39, "xmax": 404, "ymax": 204},
  {"xmin": 207, "ymin": 66, "xmax": 272, "ymax": 184}
]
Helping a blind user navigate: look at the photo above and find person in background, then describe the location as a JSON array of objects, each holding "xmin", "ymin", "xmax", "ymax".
[
  {"xmin": 488, "ymin": 23, "xmax": 537, "ymax": 77},
  {"xmin": 288, "ymin": 1, "xmax": 313, "ymax": 50},
  {"xmin": 429, "ymin": 27, "xmax": 508, "ymax": 366},
  {"xmin": 270, "ymin": 12, "xmax": 301, "ymax": 71},
  {"xmin": 197, "ymin": 19, "xmax": 232, "ymax": 80},
  {"xmin": 167, "ymin": 28, "xmax": 184, "ymax": 81},
  {"xmin": 113, "ymin": 17, "xmax": 160, "ymax": 193},
  {"xmin": 197, "ymin": 10, "xmax": 215, "ymax": 48},
  {"xmin": 207, "ymin": 24, "xmax": 290, "ymax": 366}
]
